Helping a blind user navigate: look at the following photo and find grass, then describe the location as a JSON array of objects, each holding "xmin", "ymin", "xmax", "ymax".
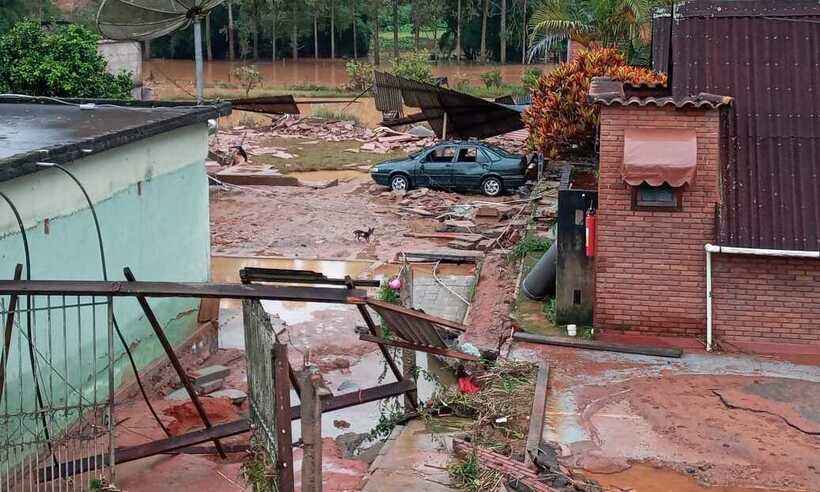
[
  {"xmin": 310, "ymin": 107, "xmax": 361, "ymax": 124},
  {"xmin": 448, "ymin": 453, "xmax": 504, "ymax": 492},
  {"xmin": 241, "ymin": 442, "xmax": 277, "ymax": 492},
  {"xmin": 250, "ymin": 136, "xmax": 406, "ymax": 173},
  {"xmin": 508, "ymin": 233, "xmax": 552, "ymax": 261}
]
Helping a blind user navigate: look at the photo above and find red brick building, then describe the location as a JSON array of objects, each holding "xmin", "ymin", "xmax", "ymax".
[{"xmin": 588, "ymin": 77, "xmax": 820, "ymax": 353}]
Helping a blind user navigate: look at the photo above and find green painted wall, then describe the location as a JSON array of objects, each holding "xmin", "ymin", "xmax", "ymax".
[{"xmin": 0, "ymin": 124, "xmax": 211, "ymax": 454}]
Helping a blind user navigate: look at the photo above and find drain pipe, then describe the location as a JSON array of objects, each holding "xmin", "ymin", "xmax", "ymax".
[{"xmin": 704, "ymin": 243, "xmax": 820, "ymax": 352}]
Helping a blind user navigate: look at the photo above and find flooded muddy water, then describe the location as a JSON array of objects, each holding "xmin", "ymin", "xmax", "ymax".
[
  {"xmin": 145, "ymin": 58, "xmax": 556, "ymax": 88},
  {"xmin": 289, "ymin": 169, "xmax": 370, "ymax": 184},
  {"xmin": 584, "ymin": 463, "xmax": 778, "ymax": 492}
]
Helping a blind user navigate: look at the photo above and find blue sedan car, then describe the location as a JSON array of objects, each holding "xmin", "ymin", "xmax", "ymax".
[{"xmin": 370, "ymin": 140, "xmax": 528, "ymax": 196}]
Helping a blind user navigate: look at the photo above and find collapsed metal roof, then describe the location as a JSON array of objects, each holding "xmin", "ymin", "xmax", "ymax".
[{"xmin": 373, "ymin": 71, "xmax": 526, "ymax": 139}]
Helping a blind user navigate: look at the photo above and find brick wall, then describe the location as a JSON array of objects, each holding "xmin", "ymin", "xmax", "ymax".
[
  {"xmin": 712, "ymin": 255, "xmax": 820, "ymax": 343},
  {"xmin": 594, "ymin": 105, "xmax": 721, "ymax": 336}
]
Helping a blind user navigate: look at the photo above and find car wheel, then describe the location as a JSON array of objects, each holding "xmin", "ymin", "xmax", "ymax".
[
  {"xmin": 482, "ymin": 177, "xmax": 502, "ymax": 196},
  {"xmin": 390, "ymin": 174, "xmax": 409, "ymax": 192}
]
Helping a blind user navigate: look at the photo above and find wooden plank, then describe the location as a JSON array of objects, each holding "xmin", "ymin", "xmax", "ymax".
[
  {"xmin": 404, "ymin": 232, "xmax": 485, "ymax": 241},
  {"xmin": 0, "ymin": 264, "xmax": 22, "ymax": 399},
  {"xmin": 359, "ymin": 334, "xmax": 479, "ymax": 361},
  {"xmin": 241, "ymin": 267, "xmax": 381, "ymax": 287},
  {"xmin": 298, "ymin": 371, "xmax": 323, "ymax": 492},
  {"xmin": 512, "ymin": 332, "xmax": 683, "ymax": 358},
  {"xmin": 0, "ymin": 280, "xmax": 365, "ymax": 304},
  {"xmin": 273, "ymin": 343, "xmax": 295, "ymax": 492},
  {"xmin": 366, "ymin": 299, "xmax": 468, "ymax": 332},
  {"xmin": 401, "ymin": 250, "xmax": 483, "ymax": 263},
  {"xmin": 525, "ymin": 362, "xmax": 550, "ymax": 459}
]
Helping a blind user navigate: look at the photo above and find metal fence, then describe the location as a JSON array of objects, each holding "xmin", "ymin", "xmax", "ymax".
[
  {"xmin": 242, "ymin": 299, "xmax": 279, "ymax": 461},
  {"xmin": 0, "ymin": 295, "xmax": 115, "ymax": 491}
]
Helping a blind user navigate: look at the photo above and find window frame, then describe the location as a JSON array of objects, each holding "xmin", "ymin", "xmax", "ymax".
[{"xmin": 631, "ymin": 183, "xmax": 683, "ymax": 211}]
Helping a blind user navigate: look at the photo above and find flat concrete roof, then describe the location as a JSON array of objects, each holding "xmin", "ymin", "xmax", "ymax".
[{"xmin": 0, "ymin": 98, "xmax": 231, "ymax": 182}]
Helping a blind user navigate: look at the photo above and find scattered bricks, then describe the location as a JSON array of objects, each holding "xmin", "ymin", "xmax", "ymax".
[
  {"xmin": 476, "ymin": 206, "xmax": 502, "ymax": 218},
  {"xmin": 191, "ymin": 365, "xmax": 230, "ymax": 386}
]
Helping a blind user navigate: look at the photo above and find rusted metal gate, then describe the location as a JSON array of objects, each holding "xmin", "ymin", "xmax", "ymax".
[
  {"xmin": 241, "ymin": 299, "xmax": 280, "ymax": 459},
  {"xmin": 0, "ymin": 294, "xmax": 116, "ymax": 490}
]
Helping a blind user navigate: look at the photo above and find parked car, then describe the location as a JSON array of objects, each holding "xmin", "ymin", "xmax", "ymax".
[{"xmin": 370, "ymin": 140, "xmax": 528, "ymax": 196}]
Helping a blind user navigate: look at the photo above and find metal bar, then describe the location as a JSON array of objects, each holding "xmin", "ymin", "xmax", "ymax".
[
  {"xmin": 0, "ymin": 264, "xmax": 22, "ymax": 400},
  {"xmin": 36, "ymin": 379, "xmax": 417, "ymax": 481},
  {"xmin": 512, "ymin": 332, "xmax": 683, "ymax": 358},
  {"xmin": 344, "ymin": 278, "xmax": 407, "ymax": 396},
  {"xmin": 359, "ymin": 334, "xmax": 479, "ymax": 361},
  {"xmin": 0, "ymin": 280, "xmax": 365, "ymax": 303},
  {"xmin": 366, "ymin": 299, "xmax": 468, "ymax": 332},
  {"xmin": 273, "ymin": 343, "xmax": 295, "ymax": 492},
  {"xmin": 241, "ymin": 268, "xmax": 381, "ymax": 287},
  {"xmin": 122, "ymin": 268, "xmax": 227, "ymax": 458}
]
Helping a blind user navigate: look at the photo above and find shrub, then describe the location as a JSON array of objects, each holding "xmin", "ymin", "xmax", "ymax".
[
  {"xmin": 232, "ymin": 64, "xmax": 262, "ymax": 97},
  {"xmin": 522, "ymin": 47, "xmax": 666, "ymax": 159},
  {"xmin": 391, "ymin": 51, "xmax": 433, "ymax": 84},
  {"xmin": 311, "ymin": 108, "xmax": 360, "ymax": 124},
  {"xmin": 0, "ymin": 20, "xmax": 133, "ymax": 99},
  {"xmin": 345, "ymin": 59, "xmax": 374, "ymax": 92},
  {"xmin": 521, "ymin": 68, "xmax": 543, "ymax": 91},
  {"xmin": 479, "ymin": 69, "xmax": 503, "ymax": 88}
]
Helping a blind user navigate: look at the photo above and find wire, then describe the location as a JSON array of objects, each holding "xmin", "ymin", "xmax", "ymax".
[
  {"xmin": 432, "ymin": 261, "xmax": 471, "ymax": 306},
  {"xmin": 42, "ymin": 163, "xmax": 171, "ymax": 438}
]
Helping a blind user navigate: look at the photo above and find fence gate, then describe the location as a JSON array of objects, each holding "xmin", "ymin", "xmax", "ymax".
[
  {"xmin": 0, "ymin": 294, "xmax": 116, "ymax": 491},
  {"xmin": 242, "ymin": 299, "xmax": 279, "ymax": 462}
]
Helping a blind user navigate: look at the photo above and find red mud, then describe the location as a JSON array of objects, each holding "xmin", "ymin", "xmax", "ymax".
[
  {"xmin": 293, "ymin": 438, "xmax": 370, "ymax": 491},
  {"xmin": 163, "ymin": 397, "xmax": 243, "ymax": 436}
]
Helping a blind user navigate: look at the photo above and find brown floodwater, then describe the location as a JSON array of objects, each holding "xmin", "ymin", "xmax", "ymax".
[
  {"xmin": 584, "ymin": 463, "xmax": 781, "ymax": 492},
  {"xmin": 145, "ymin": 58, "xmax": 556, "ymax": 89}
]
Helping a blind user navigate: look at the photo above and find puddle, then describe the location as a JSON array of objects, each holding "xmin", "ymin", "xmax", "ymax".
[
  {"xmin": 584, "ymin": 464, "xmax": 775, "ymax": 492},
  {"xmin": 288, "ymin": 169, "xmax": 369, "ymax": 183}
]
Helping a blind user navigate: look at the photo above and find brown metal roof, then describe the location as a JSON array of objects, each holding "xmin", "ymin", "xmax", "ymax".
[
  {"xmin": 373, "ymin": 71, "xmax": 525, "ymax": 139},
  {"xmin": 653, "ymin": 0, "xmax": 820, "ymax": 250}
]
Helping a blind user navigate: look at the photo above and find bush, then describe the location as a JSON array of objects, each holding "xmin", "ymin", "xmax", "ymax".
[
  {"xmin": 391, "ymin": 51, "xmax": 433, "ymax": 84},
  {"xmin": 521, "ymin": 68, "xmax": 543, "ymax": 91},
  {"xmin": 0, "ymin": 20, "xmax": 133, "ymax": 99},
  {"xmin": 523, "ymin": 47, "xmax": 666, "ymax": 159},
  {"xmin": 479, "ymin": 69, "xmax": 503, "ymax": 88},
  {"xmin": 232, "ymin": 65, "xmax": 262, "ymax": 97},
  {"xmin": 345, "ymin": 59, "xmax": 374, "ymax": 92}
]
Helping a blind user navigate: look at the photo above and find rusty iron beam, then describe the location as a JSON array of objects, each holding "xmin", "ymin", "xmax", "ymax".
[
  {"xmin": 0, "ymin": 264, "xmax": 22, "ymax": 400},
  {"xmin": 241, "ymin": 267, "xmax": 381, "ymax": 287},
  {"xmin": 273, "ymin": 343, "xmax": 295, "ymax": 492},
  {"xmin": 37, "ymin": 379, "xmax": 416, "ymax": 481},
  {"xmin": 0, "ymin": 280, "xmax": 365, "ymax": 303},
  {"xmin": 344, "ymin": 277, "xmax": 409, "ymax": 404},
  {"xmin": 123, "ymin": 267, "xmax": 227, "ymax": 459},
  {"xmin": 359, "ymin": 333, "xmax": 479, "ymax": 361}
]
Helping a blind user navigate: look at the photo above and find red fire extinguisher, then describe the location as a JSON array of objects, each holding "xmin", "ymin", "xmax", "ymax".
[{"xmin": 585, "ymin": 210, "xmax": 596, "ymax": 257}]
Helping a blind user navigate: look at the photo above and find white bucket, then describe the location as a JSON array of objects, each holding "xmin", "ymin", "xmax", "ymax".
[{"xmin": 566, "ymin": 324, "xmax": 577, "ymax": 337}]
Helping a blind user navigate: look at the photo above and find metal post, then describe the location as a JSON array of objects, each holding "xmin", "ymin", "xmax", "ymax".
[
  {"xmin": 194, "ymin": 17, "xmax": 205, "ymax": 104},
  {"xmin": 398, "ymin": 264, "xmax": 417, "ymax": 412},
  {"xmin": 0, "ymin": 264, "xmax": 22, "ymax": 401},
  {"xmin": 298, "ymin": 370, "xmax": 325, "ymax": 492},
  {"xmin": 273, "ymin": 343, "xmax": 295, "ymax": 492}
]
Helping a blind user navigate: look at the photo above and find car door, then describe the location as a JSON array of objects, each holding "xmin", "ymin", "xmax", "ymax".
[
  {"xmin": 417, "ymin": 145, "xmax": 456, "ymax": 188},
  {"xmin": 454, "ymin": 145, "xmax": 491, "ymax": 189}
]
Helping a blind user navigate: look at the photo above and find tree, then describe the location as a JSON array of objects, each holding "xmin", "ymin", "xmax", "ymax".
[
  {"xmin": 392, "ymin": 0, "xmax": 400, "ymax": 60},
  {"xmin": 330, "ymin": 0, "xmax": 337, "ymax": 59},
  {"xmin": 370, "ymin": 0, "xmax": 381, "ymax": 65},
  {"xmin": 0, "ymin": 0, "xmax": 55, "ymax": 32},
  {"xmin": 227, "ymin": 1, "xmax": 236, "ymax": 60},
  {"xmin": 291, "ymin": 0, "xmax": 300, "ymax": 59},
  {"xmin": 523, "ymin": 47, "xmax": 665, "ymax": 159},
  {"xmin": 528, "ymin": 0, "xmax": 656, "ymax": 62},
  {"xmin": 479, "ymin": 0, "xmax": 489, "ymax": 62},
  {"xmin": 0, "ymin": 20, "xmax": 132, "ymax": 98},
  {"xmin": 205, "ymin": 12, "xmax": 213, "ymax": 60},
  {"xmin": 500, "ymin": 0, "xmax": 507, "ymax": 63},
  {"xmin": 456, "ymin": 0, "xmax": 462, "ymax": 61}
]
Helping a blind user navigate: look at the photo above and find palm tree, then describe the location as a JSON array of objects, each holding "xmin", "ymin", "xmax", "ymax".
[{"xmin": 528, "ymin": 0, "xmax": 656, "ymax": 61}]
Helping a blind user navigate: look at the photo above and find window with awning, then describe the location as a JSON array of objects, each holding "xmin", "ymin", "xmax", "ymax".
[{"xmin": 623, "ymin": 129, "xmax": 697, "ymax": 187}]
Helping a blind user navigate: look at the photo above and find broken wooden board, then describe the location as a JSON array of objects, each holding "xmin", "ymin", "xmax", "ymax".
[
  {"xmin": 512, "ymin": 332, "xmax": 683, "ymax": 358},
  {"xmin": 215, "ymin": 166, "xmax": 300, "ymax": 187},
  {"xmin": 404, "ymin": 232, "xmax": 484, "ymax": 242},
  {"xmin": 525, "ymin": 362, "xmax": 550, "ymax": 460},
  {"xmin": 448, "ymin": 239, "xmax": 480, "ymax": 250}
]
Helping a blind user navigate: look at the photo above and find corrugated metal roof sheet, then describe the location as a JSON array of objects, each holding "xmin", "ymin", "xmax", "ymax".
[
  {"xmin": 657, "ymin": 0, "xmax": 820, "ymax": 250},
  {"xmin": 366, "ymin": 299, "xmax": 467, "ymax": 350},
  {"xmin": 373, "ymin": 71, "xmax": 525, "ymax": 139}
]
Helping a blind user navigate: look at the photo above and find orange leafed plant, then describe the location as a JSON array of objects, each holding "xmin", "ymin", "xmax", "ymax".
[{"xmin": 523, "ymin": 47, "xmax": 667, "ymax": 159}]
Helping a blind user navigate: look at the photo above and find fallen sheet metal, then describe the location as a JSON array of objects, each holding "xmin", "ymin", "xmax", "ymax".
[{"xmin": 373, "ymin": 71, "xmax": 527, "ymax": 139}]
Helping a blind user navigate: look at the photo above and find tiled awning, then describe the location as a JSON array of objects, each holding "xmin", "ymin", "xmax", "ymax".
[{"xmin": 623, "ymin": 129, "xmax": 697, "ymax": 187}]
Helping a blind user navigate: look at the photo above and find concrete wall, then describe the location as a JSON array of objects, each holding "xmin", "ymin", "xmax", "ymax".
[
  {"xmin": 97, "ymin": 40, "xmax": 142, "ymax": 82},
  {"xmin": 594, "ymin": 105, "xmax": 721, "ymax": 337},
  {"xmin": 0, "ymin": 124, "xmax": 210, "ymax": 420}
]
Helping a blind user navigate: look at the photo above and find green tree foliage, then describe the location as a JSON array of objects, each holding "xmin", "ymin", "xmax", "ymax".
[
  {"xmin": 0, "ymin": 0, "xmax": 55, "ymax": 32},
  {"xmin": 528, "ymin": 0, "xmax": 659, "ymax": 64},
  {"xmin": 390, "ymin": 50, "xmax": 432, "ymax": 83},
  {"xmin": 0, "ymin": 20, "xmax": 133, "ymax": 98}
]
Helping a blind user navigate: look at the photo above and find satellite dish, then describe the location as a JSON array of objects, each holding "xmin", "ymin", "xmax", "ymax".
[{"xmin": 97, "ymin": 0, "xmax": 226, "ymax": 103}]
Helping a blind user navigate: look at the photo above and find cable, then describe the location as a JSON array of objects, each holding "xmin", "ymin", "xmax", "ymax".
[
  {"xmin": 0, "ymin": 191, "xmax": 57, "ymax": 465},
  {"xmin": 39, "ymin": 163, "xmax": 171, "ymax": 438}
]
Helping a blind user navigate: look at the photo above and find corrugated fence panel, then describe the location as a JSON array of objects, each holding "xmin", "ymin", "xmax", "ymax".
[{"xmin": 668, "ymin": 1, "xmax": 820, "ymax": 250}]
